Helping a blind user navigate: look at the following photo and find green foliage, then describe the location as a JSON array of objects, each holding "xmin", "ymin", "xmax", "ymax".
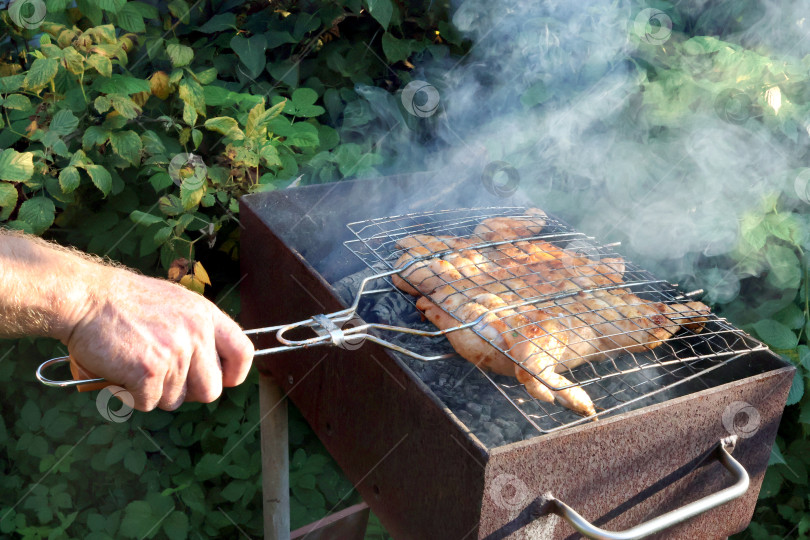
[
  {"xmin": 0, "ymin": 336, "xmax": 265, "ymax": 538},
  {"xmin": 287, "ymin": 409, "xmax": 358, "ymax": 529},
  {"xmin": 4, "ymin": 0, "xmax": 807, "ymax": 538},
  {"xmin": 621, "ymin": 10, "xmax": 810, "ymax": 540},
  {"xmin": 0, "ymin": 0, "xmax": 455, "ymax": 265},
  {"xmin": 0, "ymin": 335, "xmax": 385, "ymax": 539},
  {"xmin": 638, "ymin": 35, "xmax": 810, "ymax": 540},
  {"xmin": 506, "ymin": 7, "xmax": 810, "ymax": 535},
  {"xmin": 0, "ymin": 0, "xmax": 455, "ymax": 536}
]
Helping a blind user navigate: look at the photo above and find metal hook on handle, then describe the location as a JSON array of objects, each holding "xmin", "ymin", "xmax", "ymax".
[
  {"xmin": 245, "ymin": 316, "xmax": 351, "ymax": 356},
  {"xmin": 36, "ymin": 356, "xmax": 107, "ymax": 388},
  {"xmin": 247, "ymin": 311, "xmax": 457, "ymax": 362}
]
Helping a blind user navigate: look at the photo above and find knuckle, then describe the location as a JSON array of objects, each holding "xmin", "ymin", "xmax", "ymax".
[
  {"xmin": 240, "ymin": 333, "xmax": 256, "ymax": 357},
  {"xmin": 136, "ymin": 395, "xmax": 159, "ymax": 412},
  {"xmin": 139, "ymin": 354, "xmax": 164, "ymax": 377},
  {"xmin": 196, "ymin": 385, "xmax": 221, "ymax": 404},
  {"xmin": 158, "ymin": 383, "xmax": 187, "ymax": 412},
  {"xmin": 187, "ymin": 319, "xmax": 213, "ymax": 344},
  {"xmin": 197, "ymin": 368, "xmax": 223, "ymax": 403},
  {"xmin": 158, "ymin": 398, "xmax": 183, "ymax": 412}
]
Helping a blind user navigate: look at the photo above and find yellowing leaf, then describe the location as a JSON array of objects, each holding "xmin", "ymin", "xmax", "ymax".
[
  {"xmin": 182, "ymin": 102, "xmax": 197, "ymax": 126},
  {"xmin": 61, "ymin": 47, "xmax": 85, "ymax": 75},
  {"xmin": 193, "ymin": 261, "xmax": 211, "ymax": 285},
  {"xmin": 168, "ymin": 257, "xmax": 189, "ymax": 281},
  {"xmin": 87, "ymin": 24, "xmax": 117, "ymax": 44},
  {"xmin": 180, "ymin": 183, "xmax": 205, "ymax": 209},
  {"xmin": 0, "ymin": 149, "xmax": 34, "ymax": 181},
  {"xmin": 263, "ymin": 99, "xmax": 286, "ymax": 125},
  {"xmin": 179, "ymin": 78, "xmax": 205, "ymax": 126},
  {"xmin": 23, "ymin": 58, "xmax": 59, "ymax": 91},
  {"xmin": 149, "ymin": 71, "xmax": 170, "ymax": 100},
  {"xmin": 245, "ymin": 101, "xmax": 265, "ymax": 138},
  {"xmin": 0, "ymin": 183, "xmax": 18, "ymax": 220},
  {"xmin": 180, "ymin": 274, "xmax": 205, "ymax": 294},
  {"xmin": 178, "ymin": 78, "xmax": 205, "ymax": 113},
  {"xmin": 108, "ymin": 94, "xmax": 141, "ymax": 119},
  {"xmin": 132, "ymin": 91, "xmax": 150, "ymax": 107},
  {"xmin": 179, "ymin": 127, "xmax": 191, "ymax": 145},
  {"xmin": 56, "ymin": 27, "xmax": 78, "ymax": 49},
  {"xmin": 87, "ymin": 54, "xmax": 112, "ymax": 78},
  {"xmin": 94, "ymin": 95, "xmax": 111, "ymax": 113},
  {"xmin": 204, "ymin": 117, "xmax": 244, "ymax": 140},
  {"xmin": 166, "ymin": 42, "xmax": 193, "ymax": 67}
]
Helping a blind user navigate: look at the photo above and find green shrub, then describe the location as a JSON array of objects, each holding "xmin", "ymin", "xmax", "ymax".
[
  {"xmin": 1, "ymin": 0, "xmax": 809, "ymax": 538},
  {"xmin": 0, "ymin": 0, "xmax": 454, "ymax": 536}
]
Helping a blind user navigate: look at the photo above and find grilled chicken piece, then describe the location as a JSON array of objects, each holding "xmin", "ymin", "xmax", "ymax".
[
  {"xmin": 534, "ymin": 291, "xmax": 710, "ymax": 371},
  {"xmin": 473, "ymin": 208, "xmax": 547, "ymax": 241},
  {"xmin": 467, "ymin": 292, "xmax": 596, "ymax": 415},
  {"xmin": 420, "ymin": 274, "xmax": 708, "ymax": 406},
  {"xmin": 394, "ymin": 207, "xmax": 548, "ymax": 287},
  {"xmin": 422, "ymin": 267, "xmax": 709, "ymax": 367},
  {"xmin": 418, "ymin": 275, "xmax": 596, "ymax": 410},
  {"xmin": 481, "ymin": 240, "xmax": 626, "ymax": 289},
  {"xmin": 396, "ymin": 234, "xmax": 473, "ymax": 253},
  {"xmin": 394, "ymin": 239, "xmax": 624, "ymax": 299},
  {"xmin": 495, "ymin": 291, "xmax": 611, "ymax": 370},
  {"xmin": 392, "ymin": 210, "xmax": 710, "ymax": 416},
  {"xmin": 416, "ymin": 291, "xmax": 596, "ymax": 415},
  {"xmin": 392, "ymin": 235, "xmax": 476, "ymax": 295},
  {"xmin": 416, "ymin": 295, "xmax": 517, "ymax": 381}
]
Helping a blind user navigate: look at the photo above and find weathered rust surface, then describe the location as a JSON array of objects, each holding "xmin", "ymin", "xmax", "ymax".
[
  {"xmin": 241, "ymin": 177, "xmax": 795, "ymax": 540},
  {"xmin": 241, "ymin": 186, "xmax": 491, "ymax": 540},
  {"xmin": 480, "ymin": 361, "xmax": 794, "ymax": 540}
]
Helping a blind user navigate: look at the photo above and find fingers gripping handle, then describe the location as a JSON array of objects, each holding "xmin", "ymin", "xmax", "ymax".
[
  {"xmin": 35, "ymin": 321, "xmax": 317, "ymax": 392},
  {"xmin": 552, "ymin": 436, "xmax": 749, "ymax": 540},
  {"xmin": 36, "ymin": 356, "xmax": 109, "ymax": 392},
  {"xmin": 35, "ymin": 319, "xmax": 330, "ymax": 391}
]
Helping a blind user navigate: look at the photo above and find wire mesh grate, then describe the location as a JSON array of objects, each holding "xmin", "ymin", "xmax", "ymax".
[{"xmin": 342, "ymin": 207, "xmax": 766, "ymax": 434}]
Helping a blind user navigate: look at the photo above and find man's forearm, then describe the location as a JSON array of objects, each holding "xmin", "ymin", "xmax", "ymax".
[
  {"xmin": 0, "ymin": 229, "xmax": 254, "ymax": 411},
  {"xmin": 0, "ymin": 230, "xmax": 103, "ymax": 342}
]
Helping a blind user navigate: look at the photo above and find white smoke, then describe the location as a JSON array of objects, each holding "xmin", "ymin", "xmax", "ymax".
[{"xmin": 345, "ymin": 0, "xmax": 810, "ymax": 308}]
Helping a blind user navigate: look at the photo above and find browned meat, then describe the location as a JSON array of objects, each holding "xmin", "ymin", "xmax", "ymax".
[{"xmin": 393, "ymin": 210, "xmax": 710, "ymax": 417}]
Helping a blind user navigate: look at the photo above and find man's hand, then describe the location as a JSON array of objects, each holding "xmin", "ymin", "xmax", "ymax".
[
  {"xmin": 67, "ymin": 269, "xmax": 254, "ymax": 411},
  {"xmin": 0, "ymin": 230, "xmax": 254, "ymax": 411}
]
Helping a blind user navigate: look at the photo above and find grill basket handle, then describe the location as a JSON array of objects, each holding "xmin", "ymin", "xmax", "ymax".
[
  {"xmin": 34, "ymin": 322, "xmax": 306, "ymax": 390},
  {"xmin": 552, "ymin": 436, "xmax": 749, "ymax": 540},
  {"xmin": 36, "ymin": 356, "xmax": 107, "ymax": 389},
  {"xmin": 35, "ymin": 312, "xmax": 456, "ymax": 390}
]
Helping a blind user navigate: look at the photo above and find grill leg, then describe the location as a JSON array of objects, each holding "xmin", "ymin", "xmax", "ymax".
[{"xmin": 260, "ymin": 374, "xmax": 290, "ymax": 540}]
